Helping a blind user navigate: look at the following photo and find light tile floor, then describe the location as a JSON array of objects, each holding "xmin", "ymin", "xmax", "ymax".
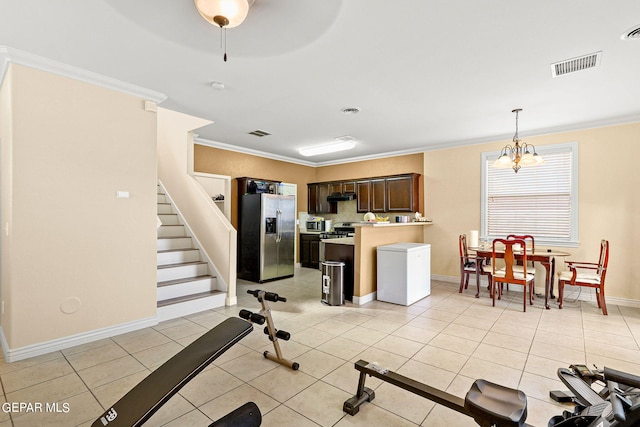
[{"xmin": 1, "ymin": 267, "xmax": 639, "ymax": 427}]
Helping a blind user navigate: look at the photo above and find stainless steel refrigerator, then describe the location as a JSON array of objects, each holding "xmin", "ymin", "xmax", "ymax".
[{"xmin": 238, "ymin": 193, "xmax": 295, "ymax": 283}]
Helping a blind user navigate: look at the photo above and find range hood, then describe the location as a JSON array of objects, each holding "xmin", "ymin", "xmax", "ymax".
[{"xmin": 327, "ymin": 192, "xmax": 356, "ymax": 202}]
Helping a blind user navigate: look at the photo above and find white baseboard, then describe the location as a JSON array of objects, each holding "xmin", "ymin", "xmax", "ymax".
[
  {"xmin": 432, "ymin": 274, "xmax": 640, "ymax": 309},
  {"xmin": 0, "ymin": 316, "xmax": 158, "ymax": 363},
  {"xmin": 352, "ymin": 292, "xmax": 377, "ymax": 306}
]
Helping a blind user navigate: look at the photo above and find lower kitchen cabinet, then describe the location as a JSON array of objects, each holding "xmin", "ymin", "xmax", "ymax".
[{"xmin": 300, "ymin": 233, "xmax": 321, "ymax": 269}]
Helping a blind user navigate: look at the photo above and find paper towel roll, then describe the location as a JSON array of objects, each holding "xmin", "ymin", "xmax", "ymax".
[{"xmin": 469, "ymin": 230, "xmax": 479, "ymax": 248}]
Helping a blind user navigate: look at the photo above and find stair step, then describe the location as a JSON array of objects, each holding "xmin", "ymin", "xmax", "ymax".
[
  {"xmin": 157, "ymin": 261, "xmax": 208, "ymax": 282},
  {"xmin": 157, "ymin": 236, "xmax": 193, "ymax": 251},
  {"xmin": 157, "ymin": 203, "xmax": 174, "ymax": 214},
  {"xmin": 157, "ymin": 213, "xmax": 179, "ymax": 225},
  {"xmin": 157, "ymin": 248, "xmax": 201, "ymax": 265},
  {"xmin": 158, "ymin": 224, "xmax": 186, "ymax": 238},
  {"xmin": 157, "ymin": 275, "xmax": 216, "ymax": 301},
  {"xmin": 156, "ymin": 291, "xmax": 226, "ymax": 322},
  {"xmin": 157, "ymin": 193, "xmax": 168, "ymax": 203}
]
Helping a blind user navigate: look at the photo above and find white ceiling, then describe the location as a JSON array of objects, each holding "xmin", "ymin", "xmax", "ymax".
[{"xmin": 1, "ymin": 1, "xmax": 639, "ymax": 165}]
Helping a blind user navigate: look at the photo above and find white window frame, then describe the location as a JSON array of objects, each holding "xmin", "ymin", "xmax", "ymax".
[{"xmin": 480, "ymin": 141, "xmax": 579, "ymax": 247}]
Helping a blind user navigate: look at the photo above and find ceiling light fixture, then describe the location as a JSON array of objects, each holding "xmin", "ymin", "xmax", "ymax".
[
  {"xmin": 299, "ymin": 136, "xmax": 356, "ymax": 157},
  {"xmin": 194, "ymin": 0, "xmax": 253, "ymax": 62},
  {"xmin": 493, "ymin": 109, "xmax": 544, "ymax": 173}
]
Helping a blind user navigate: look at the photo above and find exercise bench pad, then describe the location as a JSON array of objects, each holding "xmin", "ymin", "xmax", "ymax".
[{"xmin": 92, "ymin": 317, "xmax": 253, "ymax": 427}]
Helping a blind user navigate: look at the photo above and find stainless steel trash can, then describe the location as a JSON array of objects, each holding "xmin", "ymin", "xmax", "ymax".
[{"xmin": 321, "ymin": 261, "xmax": 345, "ymax": 306}]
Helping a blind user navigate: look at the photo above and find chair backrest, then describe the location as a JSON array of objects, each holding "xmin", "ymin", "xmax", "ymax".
[
  {"xmin": 598, "ymin": 239, "xmax": 609, "ymax": 278},
  {"xmin": 506, "ymin": 234, "xmax": 535, "ymax": 252},
  {"xmin": 492, "ymin": 238, "xmax": 529, "ymax": 280},
  {"xmin": 459, "ymin": 234, "xmax": 470, "ymax": 261}
]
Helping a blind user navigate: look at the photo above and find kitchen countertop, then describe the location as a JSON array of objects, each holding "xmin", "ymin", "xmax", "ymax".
[{"xmin": 356, "ymin": 221, "xmax": 432, "ymax": 227}]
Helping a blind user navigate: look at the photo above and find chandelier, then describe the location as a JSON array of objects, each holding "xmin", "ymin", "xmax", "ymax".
[
  {"xmin": 194, "ymin": 0, "xmax": 253, "ymax": 61},
  {"xmin": 493, "ymin": 109, "xmax": 544, "ymax": 173}
]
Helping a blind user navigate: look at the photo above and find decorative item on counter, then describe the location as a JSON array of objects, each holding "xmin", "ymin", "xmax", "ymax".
[
  {"xmin": 363, "ymin": 212, "xmax": 389, "ymax": 222},
  {"xmin": 413, "ymin": 213, "xmax": 432, "ymax": 222},
  {"xmin": 395, "ymin": 215, "xmax": 410, "ymax": 223}
]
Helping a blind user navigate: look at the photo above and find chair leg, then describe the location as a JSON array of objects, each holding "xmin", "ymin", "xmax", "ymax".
[
  {"xmin": 558, "ymin": 281, "xmax": 564, "ymax": 309},
  {"xmin": 459, "ymin": 272, "xmax": 465, "ymax": 293},
  {"xmin": 523, "ymin": 285, "xmax": 527, "ymax": 312},
  {"xmin": 464, "ymin": 274, "xmax": 469, "ymax": 289},
  {"xmin": 599, "ymin": 286, "xmax": 608, "ymax": 315},
  {"xmin": 529, "ymin": 283, "xmax": 534, "ymax": 305},
  {"xmin": 491, "ymin": 279, "xmax": 495, "ymax": 307}
]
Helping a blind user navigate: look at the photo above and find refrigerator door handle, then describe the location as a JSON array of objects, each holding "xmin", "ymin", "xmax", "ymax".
[{"xmin": 276, "ymin": 209, "xmax": 282, "ymax": 242}]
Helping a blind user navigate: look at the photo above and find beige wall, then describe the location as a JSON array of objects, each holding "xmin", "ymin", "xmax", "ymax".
[
  {"xmin": 194, "ymin": 122, "xmax": 639, "ymax": 304},
  {"xmin": 424, "ymin": 122, "xmax": 640, "ymax": 302},
  {"xmin": 194, "ymin": 148, "xmax": 425, "ymax": 225},
  {"xmin": 194, "ymin": 145, "xmax": 317, "ymax": 228},
  {"xmin": 0, "ymin": 64, "xmax": 158, "ymax": 353}
]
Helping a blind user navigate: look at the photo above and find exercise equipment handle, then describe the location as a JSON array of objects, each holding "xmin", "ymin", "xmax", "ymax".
[
  {"xmin": 607, "ymin": 381, "xmax": 626, "ymax": 423},
  {"xmin": 604, "ymin": 366, "xmax": 640, "ymax": 389},
  {"xmin": 246, "ymin": 289, "xmax": 287, "ymax": 302}
]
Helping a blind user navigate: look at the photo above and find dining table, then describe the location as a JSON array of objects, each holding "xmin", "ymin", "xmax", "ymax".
[{"xmin": 470, "ymin": 246, "xmax": 571, "ymax": 309}]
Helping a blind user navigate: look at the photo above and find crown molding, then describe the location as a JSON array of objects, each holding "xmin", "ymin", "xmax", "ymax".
[{"xmin": 0, "ymin": 46, "xmax": 167, "ymax": 103}]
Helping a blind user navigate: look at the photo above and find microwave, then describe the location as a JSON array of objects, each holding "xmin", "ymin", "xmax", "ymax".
[{"xmin": 306, "ymin": 220, "xmax": 325, "ymax": 231}]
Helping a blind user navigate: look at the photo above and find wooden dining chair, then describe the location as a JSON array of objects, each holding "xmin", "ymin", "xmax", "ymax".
[
  {"xmin": 459, "ymin": 234, "xmax": 493, "ymax": 298},
  {"xmin": 558, "ymin": 239, "xmax": 609, "ymax": 315},
  {"xmin": 499, "ymin": 234, "xmax": 536, "ymax": 294},
  {"xmin": 492, "ymin": 238, "xmax": 534, "ymax": 311}
]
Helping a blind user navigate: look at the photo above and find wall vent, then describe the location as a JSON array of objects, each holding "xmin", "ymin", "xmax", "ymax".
[
  {"xmin": 248, "ymin": 130, "xmax": 271, "ymax": 137},
  {"xmin": 551, "ymin": 51, "xmax": 602, "ymax": 77}
]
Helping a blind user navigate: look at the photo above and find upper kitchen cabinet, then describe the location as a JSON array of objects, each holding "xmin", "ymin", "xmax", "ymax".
[
  {"xmin": 310, "ymin": 173, "xmax": 420, "ymax": 214},
  {"xmin": 386, "ymin": 173, "xmax": 420, "ymax": 212},
  {"xmin": 329, "ymin": 182, "xmax": 343, "ymax": 194},
  {"xmin": 370, "ymin": 178, "xmax": 387, "ymax": 213},
  {"xmin": 343, "ymin": 181, "xmax": 356, "ymax": 194},
  {"xmin": 356, "ymin": 180, "xmax": 371, "ymax": 212},
  {"xmin": 307, "ymin": 183, "xmax": 337, "ymax": 214}
]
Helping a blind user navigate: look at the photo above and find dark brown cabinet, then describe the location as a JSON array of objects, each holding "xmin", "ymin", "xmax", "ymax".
[
  {"xmin": 307, "ymin": 183, "xmax": 337, "ymax": 214},
  {"xmin": 370, "ymin": 179, "xmax": 386, "ymax": 213},
  {"xmin": 343, "ymin": 181, "xmax": 356, "ymax": 193},
  {"xmin": 300, "ymin": 233, "xmax": 321, "ymax": 269},
  {"xmin": 308, "ymin": 173, "xmax": 419, "ymax": 214},
  {"xmin": 386, "ymin": 174, "xmax": 419, "ymax": 212},
  {"xmin": 356, "ymin": 180, "xmax": 371, "ymax": 212},
  {"xmin": 329, "ymin": 182, "xmax": 343, "ymax": 194}
]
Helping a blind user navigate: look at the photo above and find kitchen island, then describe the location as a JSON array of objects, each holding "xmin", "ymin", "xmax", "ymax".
[{"xmin": 353, "ymin": 222, "xmax": 432, "ymax": 305}]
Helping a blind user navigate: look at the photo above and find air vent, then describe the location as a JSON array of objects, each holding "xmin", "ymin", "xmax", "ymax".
[
  {"xmin": 551, "ymin": 51, "xmax": 602, "ymax": 77},
  {"xmin": 248, "ymin": 130, "xmax": 271, "ymax": 137},
  {"xmin": 340, "ymin": 107, "xmax": 361, "ymax": 115},
  {"xmin": 621, "ymin": 25, "xmax": 640, "ymax": 40}
]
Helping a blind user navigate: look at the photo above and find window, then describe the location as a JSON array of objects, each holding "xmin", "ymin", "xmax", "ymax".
[{"xmin": 481, "ymin": 141, "xmax": 579, "ymax": 247}]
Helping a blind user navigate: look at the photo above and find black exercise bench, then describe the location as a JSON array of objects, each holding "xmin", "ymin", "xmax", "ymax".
[{"xmin": 92, "ymin": 317, "xmax": 256, "ymax": 427}]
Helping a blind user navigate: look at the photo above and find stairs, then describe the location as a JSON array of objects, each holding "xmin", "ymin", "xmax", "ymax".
[{"xmin": 156, "ymin": 185, "xmax": 226, "ymax": 322}]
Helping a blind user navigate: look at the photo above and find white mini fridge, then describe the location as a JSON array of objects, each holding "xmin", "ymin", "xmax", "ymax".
[{"xmin": 377, "ymin": 243, "xmax": 431, "ymax": 305}]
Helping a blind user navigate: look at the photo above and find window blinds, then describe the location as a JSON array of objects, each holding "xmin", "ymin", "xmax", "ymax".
[{"xmin": 485, "ymin": 149, "xmax": 573, "ymax": 241}]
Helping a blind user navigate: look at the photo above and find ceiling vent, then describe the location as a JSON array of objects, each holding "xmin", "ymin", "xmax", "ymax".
[
  {"xmin": 621, "ymin": 25, "xmax": 640, "ymax": 40},
  {"xmin": 248, "ymin": 130, "xmax": 271, "ymax": 137},
  {"xmin": 551, "ymin": 51, "xmax": 602, "ymax": 77}
]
